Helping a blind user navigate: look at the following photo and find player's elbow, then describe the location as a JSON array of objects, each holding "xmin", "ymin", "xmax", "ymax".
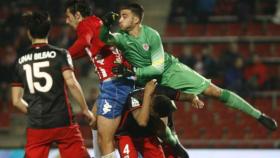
[
  {"xmin": 137, "ymin": 119, "xmax": 149, "ymax": 127},
  {"xmin": 153, "ymin": 65, "xmax": 164, "ymax": 75},
  {"xmin": 66, "ymin": 78, "xmax": 78, "ymax": 90}
]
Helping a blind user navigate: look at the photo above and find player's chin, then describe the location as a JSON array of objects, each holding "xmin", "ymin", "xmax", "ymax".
[{"xmin": 119, "ymin": 25, "xmax": 127, "ymax": 31}]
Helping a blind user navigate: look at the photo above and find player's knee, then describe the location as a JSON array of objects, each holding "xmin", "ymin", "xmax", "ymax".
[
  {"xmin": 204, "ymin": 83, "xmax": 222, "ymax": 97},
  {"xmin": 98, "ymin": 131, "xmax": 114, "ymax": 143}
]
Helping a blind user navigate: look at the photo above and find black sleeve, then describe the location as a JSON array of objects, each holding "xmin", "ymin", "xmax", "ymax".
[
  {"xmin": 126, "ymin": 88, "xmax": 144, "ymax": 110},
  {"xmin": 11, "ymin": 63, "xmax": 23, "ymax": 87},
  {"xmin": 59, "ymin": 49, "xmax": 74, "ymax": 71},
  {"xmin": 154, "ymin": 85, "xmax": 180, "ymax": 100}
]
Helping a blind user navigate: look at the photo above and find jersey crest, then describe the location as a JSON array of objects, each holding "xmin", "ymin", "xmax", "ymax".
[
  {"xmin": 131, "ymin": 97, "xmax": 140, "ymax": 108},
  {"xmin": 142, "ymin": 43, "xmax": 149, "ymax": 51}
]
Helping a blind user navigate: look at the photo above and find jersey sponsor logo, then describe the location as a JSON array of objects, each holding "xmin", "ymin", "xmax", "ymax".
[
  {"xmin": 102, "ymin": 100, "xmax": 112, "ymax": 115},
  {"xmin": 142, "ymin": 43, "xmax": 149, "ymax": 51},
  {"xmin": 131, "ymin": 97, "xmax": 140, "ymax": 107}
]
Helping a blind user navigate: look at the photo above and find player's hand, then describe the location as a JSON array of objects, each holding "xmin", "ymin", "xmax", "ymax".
[
  {"xmin": 144, "ymin": 79, "xmax": 157, "ymax": 96},
  {"xmin": 102, "ymin": 12, "xmax": 119, "ymax": 27},
  {"xmin": 112, "ymin": 64, "xmax": 135, "ymax": 77},
  {"xmin": 191, "ymin": 95, "xmax": 204, "ymax": 109},
  {"xmin": 83, "ymin": 109, "xmax": 96, "ymax": 127}
]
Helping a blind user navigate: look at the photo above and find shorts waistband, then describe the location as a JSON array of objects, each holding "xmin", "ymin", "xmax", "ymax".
[{"xmin": 102, "ymin": 77, "xmax": 118, "ymax": 82}]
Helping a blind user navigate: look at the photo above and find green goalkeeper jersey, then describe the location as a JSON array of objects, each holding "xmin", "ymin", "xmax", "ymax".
[
  {"xmin": 105, "ymin": 25, "xmax": 178, "ymax": 84},
  {"xmin": 101, "ymin": 24, "xmax": 210, "ymax": 94}
]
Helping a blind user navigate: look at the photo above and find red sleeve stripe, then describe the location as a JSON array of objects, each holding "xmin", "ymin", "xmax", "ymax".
[
  {"xmin": 10, "ymin": 83, "xmax": 23, "ymax": 87},
  {"xmin": 119, "ymin": 106, "xmax": 141, "ymax": 128},
  {"xmin": 61, "ymin": 67, "xmax": 74, "ymax": 72}
]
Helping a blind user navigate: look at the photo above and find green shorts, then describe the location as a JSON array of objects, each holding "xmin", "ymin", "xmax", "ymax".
[{"xmin": 161, "ymin": 62, "xmax": 211, "ymax": 95}]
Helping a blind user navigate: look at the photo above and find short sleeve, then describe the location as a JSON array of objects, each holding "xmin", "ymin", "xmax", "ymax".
[
  {"xmin": 60, "ymin": 50, "xmax": 74, "ymax": 72},
  {"xmin": 11, "ymin": 63, "xmax": 23, "ymax": 87},
  {"xmin": 127, "ymin": 89, "xmax": 144, "ymax": 110}
]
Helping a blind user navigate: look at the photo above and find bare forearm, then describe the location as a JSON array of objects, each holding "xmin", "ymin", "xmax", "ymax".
[
  {"xmin": 68, "ymin": 82, "xmax": 88, "ymax": 112},
  {"xmin": 136, "ymin": 93, "xmax": 152, "ymax": 126},
  {"xmin": 178, "ymin": 93, "xmax": 196, "ymax": 102},
  {"xmin": 14, "ymin": 99, "xmax": 28, "ymax": 114}
]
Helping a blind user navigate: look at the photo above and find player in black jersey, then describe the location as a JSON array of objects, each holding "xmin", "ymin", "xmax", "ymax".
[
  {"xmin": 116, "ymin": 79, "xmax": 204, "ymax": 158},
  {"xmin": 10, "ymin": 11, "xmax": 95, "ymax": 158}
]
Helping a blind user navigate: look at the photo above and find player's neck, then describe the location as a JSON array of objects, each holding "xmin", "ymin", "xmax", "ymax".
[
  {"xmin": 31, "ymin": 38, "xmax": 48, "ymax": 45},
  {"xmin": 129, "ymin": 24, "xmax": 141, "ymax": 37}
]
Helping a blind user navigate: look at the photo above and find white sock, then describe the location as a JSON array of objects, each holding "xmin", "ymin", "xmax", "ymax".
[
  {"xmin": 101, "ymin": 152, "xmax": 117, "ymax": 158},
  {"xmin": 92, "ymin": 130, "xmax": 101, "ymax": 158}
]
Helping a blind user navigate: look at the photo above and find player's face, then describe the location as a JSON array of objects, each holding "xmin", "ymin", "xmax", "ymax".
[
  {"xmin": 65, "ymin": 8, "xmax": 79, "ymax": 29},
  {"xmin": 119, "ymin": 9, "xmax": 139, "ymax": 31}
]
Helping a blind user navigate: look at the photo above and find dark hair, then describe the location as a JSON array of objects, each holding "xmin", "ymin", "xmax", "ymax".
[
  {"xmin": 153, "ymin": 95, "xmax": 177, "ymax": 117},
  {"xmin": 120, "ymin": 3, "xmax": 144, "ymax": 22},
  {"xmin": 23, "ymin": 11, "xmax": 50, "ymax": 38},
  {"xmin": 65, "ymin": 0, "xmax": 92, "ymax": 17}
]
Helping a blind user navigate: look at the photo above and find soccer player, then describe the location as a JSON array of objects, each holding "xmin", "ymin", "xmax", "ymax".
[
  {"xmin": 100, "ymin": 3, "xmax": 278, "ymax": 131},
  {"xmin": 65, "ymin": 1, "xmax": 134, "ymax": 157},
  {"xmin": 11, "ymin": 11, "xmax": 94, "ymax": 158},
  {"xmin": 116, "ymin": 79, "xmax": 201, "ymax": 158}
]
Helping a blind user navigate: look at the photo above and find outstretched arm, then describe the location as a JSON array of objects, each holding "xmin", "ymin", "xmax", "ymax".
[
  {"xmin": 99, "ymin": 12, "xmax": 120, "ymax": 45},
  {"xmin": 155, "ymin": 85, "xmax": 204, "ymax": 109}
]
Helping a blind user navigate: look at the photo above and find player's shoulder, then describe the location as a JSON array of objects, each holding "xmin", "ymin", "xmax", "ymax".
[
  {"xmin": 142, "ymin": 25, "xmax": 160, "ymax": 36},
  {"xmin": 79, "ymin": 15, "xmax": 102, "ymax": 28},
  {"xmin": 48, "ymin": 45, "xmax": 68, "ymax": 54},
  {"xmin": 46, "ymin": 45, "xmax": 71, "ymax": 61}
]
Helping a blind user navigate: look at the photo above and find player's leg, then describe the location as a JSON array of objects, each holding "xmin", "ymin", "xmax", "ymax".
[
  {"xmin": 117, "ymin": 136, "xmax": 139, "ymax": 158},
  {"xmin": 162, "ymin": 62, "xmax": 277, "ymax": 131},
  {"xmin": 165, "ymin": 113, "xmax": 189, "ymax": 158},
  {"xmin": 151, "ymin": 117, "xmax": 189, "ymax": 158},
  {"xmin": 56, "ymin": 125, "xmax": 90, "ymax": 158},
  {"xmin": 25, "ymin": 128, "xmax": 52, "ymax": 158},
  {"xmin": 96, "ymin": 78, "xmax": 134, "ymax": 157},
  {"xmin": 203, "ymin": 83, "xmax": 277, "ymax": 130},
  {"xmin": 97, "ymin": 113, "xmax": 121, "ymax": 157},
  {"xmin": 91, "ymin": 103, "xmax": 102, "ymax": 158}
]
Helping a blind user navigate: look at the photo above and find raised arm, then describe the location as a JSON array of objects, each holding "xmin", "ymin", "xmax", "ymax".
[
  {"xmin": 68, "ymin": 24, "xmax": 93, "ymax": 59},
  {"xmin": 132, "ymin": 79, "xmax": 157, "ymax": 127},
  {"xmin": 99, "ymin": 12, "xmax": 123, "ymax": 46}
]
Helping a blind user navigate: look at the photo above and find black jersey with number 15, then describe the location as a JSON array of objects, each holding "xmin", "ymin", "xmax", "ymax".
[{"xmin": 11, "ymin": 44, "xmax": 75, "ymax": 129}]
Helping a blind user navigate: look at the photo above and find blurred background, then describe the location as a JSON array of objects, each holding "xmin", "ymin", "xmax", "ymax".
[{"xmin": 0, "ymin": 0, "xmax": 280, "ymax": 157}]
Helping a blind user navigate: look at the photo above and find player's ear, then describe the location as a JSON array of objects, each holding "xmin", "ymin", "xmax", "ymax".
[
  {"xmin": 74, "ymin": 11, "xmax": 83, "ymax": 20},
  {"xmin": 133, "ymin": 16, "xmax": 140, "ymax": 24},
  {"xmin": 27, "ymin": 30, "xmax": 32, "ymax": 40}
]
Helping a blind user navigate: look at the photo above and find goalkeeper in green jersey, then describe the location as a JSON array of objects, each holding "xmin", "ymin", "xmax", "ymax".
[{"xmin": 99, "ymin": 3, "xmax": 277, "ymax": 131}]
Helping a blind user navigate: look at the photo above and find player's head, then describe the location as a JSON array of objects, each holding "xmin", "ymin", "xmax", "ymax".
[
  {"xmin": 23, "ymin": 11, "xmax": 51, "ymax": 40},
  {"xmin": 119, "ymin": 3, "xmax": 144, "ymax": 31},
  {"xmin": 151, "ymin": 95, "xmax": 177, "ymax": 117},
  {"xmin": 65, "ymin": 0, "xmax": 92, "ymax": 29}
]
